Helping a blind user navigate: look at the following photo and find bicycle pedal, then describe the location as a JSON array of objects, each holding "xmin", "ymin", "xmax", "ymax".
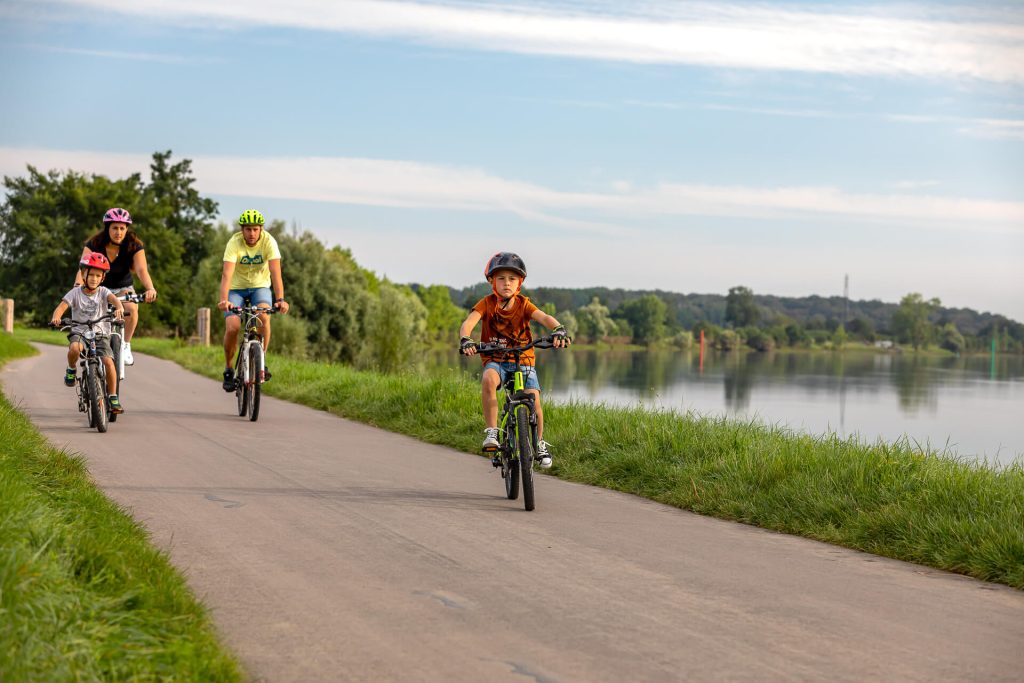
[{"xmin": 482, "ymin": 446, "xmax": 499, "ymax": 453}]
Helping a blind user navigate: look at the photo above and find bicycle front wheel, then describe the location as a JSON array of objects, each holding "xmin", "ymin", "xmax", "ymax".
[
  {"xmin": 236, "ymin": 349, "xmax": 248, "ymax": 417},
  {"xmin": 90, "ymin": 365, "xmax": 108, "ymax": 433},
  {"xmin": 248, "ymin": 343, "xmax": 262, "ymax": 422},
  {"xmin": 516, "ymin": 406, "xmax": 534, "ymax": 511}
]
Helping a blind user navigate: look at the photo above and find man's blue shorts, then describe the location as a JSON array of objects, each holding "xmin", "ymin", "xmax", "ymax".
[
  {"xmin": 483, "ymin": 361, "xmax": 541, "ymax": 391},
  {"xmin": 224, "ymin": 287, "xmax": 273, "ymax": 317}
]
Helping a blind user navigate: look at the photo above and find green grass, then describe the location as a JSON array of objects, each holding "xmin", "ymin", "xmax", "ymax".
[
  {"xmin": 14, "ymin": 328, "xmax": 1024, "ymax": 590},
  {"xmin": 0, "ymin": 333, "xmax": 242, "ymax": 682}
]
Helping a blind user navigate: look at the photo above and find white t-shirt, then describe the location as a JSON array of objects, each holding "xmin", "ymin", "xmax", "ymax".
[{"xmin": 63, "ymin": 286, "xmax": 113, "ymax": 335}]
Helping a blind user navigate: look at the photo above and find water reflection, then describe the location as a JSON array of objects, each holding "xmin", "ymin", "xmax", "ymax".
[{"xmin": 429, "ymin": 348, "xmax": 1024, "ymax": 466}]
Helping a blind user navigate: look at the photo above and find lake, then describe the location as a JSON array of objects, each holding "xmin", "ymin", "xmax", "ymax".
[{"xmin": 431, "ymin": 348, "xmax": 1024, "ymax": 467}]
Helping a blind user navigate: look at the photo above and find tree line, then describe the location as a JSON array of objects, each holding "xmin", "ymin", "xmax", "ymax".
[
  {"xmin": 3, "ymin": 151, "xmax": 1020, "ymax": 365},
  {"xmin": 0, "ymin": 152, "xmax": 463, "ymax": 371}
]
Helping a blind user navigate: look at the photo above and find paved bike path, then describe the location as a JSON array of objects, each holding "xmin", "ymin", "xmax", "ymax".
[{"xmin": 3, "ymin": 344, "xmax": 1023, "ymax": 682}]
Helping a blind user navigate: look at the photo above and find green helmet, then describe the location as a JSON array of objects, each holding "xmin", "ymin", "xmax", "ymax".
[{"xmin": 238, "ymin": 209, "xmax": 265, "ymax": 226}]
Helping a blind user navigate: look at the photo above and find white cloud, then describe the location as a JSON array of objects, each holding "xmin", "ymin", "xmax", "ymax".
[
  {"xmin": 38, "ymin": 0, "xmax": 1024, "ymax": 83},
  {"xmin": 23, "ymin": 43, "xmax": 200, "ymax": 64},
  {"xmin": 3, "ymin": 146, "xmax": 1023, "ymax": 235}
]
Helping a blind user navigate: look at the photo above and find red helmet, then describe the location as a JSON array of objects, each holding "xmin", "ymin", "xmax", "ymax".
[{"xmin": 80, "ymin": 252, "xmax": 111, "ymax": 272}]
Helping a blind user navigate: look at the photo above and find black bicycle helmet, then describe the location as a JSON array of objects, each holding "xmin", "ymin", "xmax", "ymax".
[{"xmin": 484, "ymin": 252, "xmax": 527, "ymax": 279}]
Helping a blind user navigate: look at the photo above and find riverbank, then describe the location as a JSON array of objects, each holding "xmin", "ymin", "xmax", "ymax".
[
  {"xmin": 13, "ymin": 329, "xmax": 1024, "ymax": 590},
  {"xmin": 0, "ymin": 334, "xmax": 242, "ymax": 681}
]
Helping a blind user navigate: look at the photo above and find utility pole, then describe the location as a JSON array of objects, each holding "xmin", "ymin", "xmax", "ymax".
[{"xmin": 843, "ymin": 274, "xmax": 849, "ymax": 324}]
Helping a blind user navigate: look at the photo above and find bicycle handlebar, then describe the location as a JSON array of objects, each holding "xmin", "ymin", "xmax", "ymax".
[
  {"xmin": 464, "ymin": 335, "xmax": 560, "ymax": 355},
  {"xmin": 51, "ymin": 313, "xmax": 120, "ymax": 332},
  {"xmin": 228, "ymin": 304, "xmax": 279, "ymax": 315}
]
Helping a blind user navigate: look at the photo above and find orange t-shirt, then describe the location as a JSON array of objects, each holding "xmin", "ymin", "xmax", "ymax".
[{"xmin": 472, "ymin": 294, "xmax": 539, "ymax": 365}]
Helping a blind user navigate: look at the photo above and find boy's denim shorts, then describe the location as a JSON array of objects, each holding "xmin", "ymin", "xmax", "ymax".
[
  {"xmin": 483, "ymin": 362, "xmax": 541, "ymax": 391},
  {"xmin": 224, "ymin": 287, "xmax": 273, "ymax": 317}
]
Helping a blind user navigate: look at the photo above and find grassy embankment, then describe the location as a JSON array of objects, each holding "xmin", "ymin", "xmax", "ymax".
[
  {"xmin": 15, "ymin": 328, "xmax": 1024, "ymax": 590},
  {"xmin": 0, "ymin": 333, "xmax": 242, "ymax": 681}
]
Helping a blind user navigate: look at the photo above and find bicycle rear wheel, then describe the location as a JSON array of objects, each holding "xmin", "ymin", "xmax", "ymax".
[
  {"xmin": 248, "ymin": 343, "xmax": 262, "ymax": 422},
  {"xmin": 109, "ymin": 333, "xmax": 121, "ymax": 422},
  {"xmin": 90, "ymin": 365, "xmax": 108, "ymax": 433},
  {"xmin": 516, "ymin": 406, "xmax": 534, "ymax": 511}
]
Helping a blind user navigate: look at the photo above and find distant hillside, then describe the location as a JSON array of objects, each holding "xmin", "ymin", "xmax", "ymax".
[{"xmin": 450, "ymin": 284, "xmax": 1020, "ymax": 336}]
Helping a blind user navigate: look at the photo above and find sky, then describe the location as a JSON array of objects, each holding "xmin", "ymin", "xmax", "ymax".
[{"xmin": 1, "ymin": 0, "xmax": 1022, "ymax": 319}]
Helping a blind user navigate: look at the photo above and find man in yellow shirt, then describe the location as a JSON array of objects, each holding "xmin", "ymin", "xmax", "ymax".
[{"xmin": 217, "ymin": 210, "xmax": 290, "ymax": 391}]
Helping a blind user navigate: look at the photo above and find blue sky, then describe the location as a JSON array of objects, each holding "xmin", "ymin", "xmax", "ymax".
[{"xmin": 1, "ymin": 0, "xmax": 1022, "ymax": 319}]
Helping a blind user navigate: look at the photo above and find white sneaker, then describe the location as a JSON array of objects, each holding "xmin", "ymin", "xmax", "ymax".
[
  {"xmin": 482, "ymin": 427, "xmax": 500, "ymax": 451},
  {"xmin": 122, "ymin": 341, "xmax": 135, "ymax": 366},
  {"xmin": 537, "ymin": 440, "xmax": 553, "ymax": 469}
]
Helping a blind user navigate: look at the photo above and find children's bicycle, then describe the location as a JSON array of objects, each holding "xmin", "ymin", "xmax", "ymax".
[
  {"xmin": 466, "ymin": 336, "xmax": 558, "ymax": 512},
  {"xmin": 107, "ymin": 293, "xmax": 147, "ymax": 423},
  {"xmin": 53, "ymin": 314, "xmax": 119, "ymax": 433},
  {"xmin": 229, "ymin": 304, "xmax": 276, "ymax": 422}
]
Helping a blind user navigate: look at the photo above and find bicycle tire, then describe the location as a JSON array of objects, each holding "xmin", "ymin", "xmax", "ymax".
[
  {"xmin": 83, "ymin": 368, "xmax": 95, "ymax": 428},
  {"xmin": 109, "ymin": 333, "xmax": 121, "ymax": 422},
  {"xmin": 236, "ymin": 346, "xmax": 248, "ymax": 417},
  {"xmin": 516, "ymin": 406, "xmax": 534, "ymax": 511},
  {"xmin": 90, "ymin": 365, "xmax": 108, "ymax": 433},
  {"xmin": 248, "ymin": 343, "xmax": 262, "ymax": 422},
  {"xmin": 503, "ymin": 438, "xmax": 520, "ymax": 501}
]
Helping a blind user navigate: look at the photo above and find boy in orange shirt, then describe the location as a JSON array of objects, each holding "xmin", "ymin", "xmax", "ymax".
[{"xmin": 459, "ymin": 252, "xmax": 570, "ymax": 468}]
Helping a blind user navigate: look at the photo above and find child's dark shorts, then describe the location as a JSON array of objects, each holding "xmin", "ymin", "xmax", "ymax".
[{"xmin": 67, "ymin": 334, "xmax": 113, "ymax": 358}]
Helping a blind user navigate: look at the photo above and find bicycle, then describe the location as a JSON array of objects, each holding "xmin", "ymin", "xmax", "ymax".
[
  {"xmin": 53, "ymin": 314, "xmax": 120, "ymax": 433},
  {"xmin": 107, "ymin": 293, "xmax": 147, "ymax": 423},
  {"xmin": 464, "ymin": 336, "xmax": 559, "ymax": 512},
  {"xmin": 229, "ymin": 304, "xmax": 277, "ymax": 422}
]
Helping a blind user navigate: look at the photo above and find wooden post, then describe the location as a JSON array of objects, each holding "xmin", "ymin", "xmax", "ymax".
[
  {"xmin": 2, "ymin": 299, "xmax": 13, "ymax": 334},
  {"xmin": 197, "ymin": 307, "xmax": 211, "ymax": 346}
]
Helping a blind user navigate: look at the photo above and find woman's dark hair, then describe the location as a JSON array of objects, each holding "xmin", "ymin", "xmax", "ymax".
[{"xmin": 86, "ymin": 224, "xmax": 144, "ymax": 252}]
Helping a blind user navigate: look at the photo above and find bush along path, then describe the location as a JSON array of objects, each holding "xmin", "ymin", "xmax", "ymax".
[
  {"xmin": 14, "ymin": 328, "xmax": 1024, "ymax": 590},
  {"xmin": 0, "ymin": 333, "xmax": 242, "ymax": 682}
]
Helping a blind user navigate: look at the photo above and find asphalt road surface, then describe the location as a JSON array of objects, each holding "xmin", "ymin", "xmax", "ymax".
[{"xmin": 4, "ymin": 344, "xmax": 1023, "ymax": 682}]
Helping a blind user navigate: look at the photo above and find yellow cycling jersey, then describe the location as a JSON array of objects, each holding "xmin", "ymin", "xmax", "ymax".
[{"xmin": 223, "ymin": 231, "xmax": 281, "ymax": 290}]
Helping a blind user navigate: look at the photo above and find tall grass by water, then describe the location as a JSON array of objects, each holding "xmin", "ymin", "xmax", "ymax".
[
  {"xmin": 14, "ymin": 329, "xmax": 1024, "ymax": 590},
  {"xmin": 0, "ymin": 333, "xmax": 241, "ymax": 681}
]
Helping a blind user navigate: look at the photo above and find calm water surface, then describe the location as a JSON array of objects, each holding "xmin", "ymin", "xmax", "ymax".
[{"xmin": 431, "ymin": 349, "xmax": 1024, "ymax": 467}]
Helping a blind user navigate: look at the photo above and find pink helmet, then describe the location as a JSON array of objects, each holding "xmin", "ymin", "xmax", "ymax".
[{"xmin": 102, "ymin": 207, "xmax": 132, "ymax": 224}]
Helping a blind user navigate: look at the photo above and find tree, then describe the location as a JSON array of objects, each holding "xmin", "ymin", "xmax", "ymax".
[
  {"xmin": 846, "ymin": 316, "xmax": 876, "ymax": 342},
  {"xmin": 575, "ymin": 297, "xmax": 614, "ymax": 341},
  {"xmin": 416, "ymin": 284, "xmax": 465, "ymax": 344},
  {"xmin": 939, "ymin": 322, "xmax": 965, "ymax": 354},
  {"xmin": 359, "ymin": 282, "xmax": 427, "ymax": 373},
  {"xmin": 615, "ymin": 295, "xmax": 667, "ymax": 344},
  {"xmin": 725, "ymin": 286, "xmax": 759, "ymax": 328},
  {"xmin": 0, "ymin": 152, "xmax": 217, "ymax": 332},
  {"xmin": 832, "ymin": 323, "xmax": 848, "ymax": 350},
  {"xmin": 891, "ymin": 293, "xmax": 941, "ymax": 351}
]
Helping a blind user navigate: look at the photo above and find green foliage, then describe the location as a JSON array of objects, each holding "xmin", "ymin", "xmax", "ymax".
[
  {"xmin": 939, "ymin": 323, "xmax": 966, "ymax": 354},
  {"xmin": 715, "ymin": 329, "xmax": 740, "ymax": 351},
  {"xmin": 416, "ymin": 284, "xmax": 465, "ymax": 344},
  {"xmin": 832, "ymin": 323, "xmax": 848, "ymax": 350},
  {"xmin": 615, "ymin": 294, "xmax": 667, "ymax": 344},
  {"xmin": 725, "ymin": 285, "xmax": 759, "ymax": 328},
  {"xmin": 745, "ymin": 328, "xmax": 775, "ymax": 352},
  {"xmin": 358, "ymin": 282, "xmax": 427, "ymax": 373},
  {"xmin": 847, "ymin": 316, "xmax": 876, "ymax": 342},
  {"xmin": 575, "ymin": 297, "xmax": 615, "ymax": 341},
  {"xmin": 892, "ymin": 293, "xmax": 941, "ymax": 350}
]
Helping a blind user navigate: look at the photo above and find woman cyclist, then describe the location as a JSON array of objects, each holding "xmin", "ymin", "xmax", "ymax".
[{"xmin": 77, "ymin": 207, "xmax": 158, "ymax": 365}]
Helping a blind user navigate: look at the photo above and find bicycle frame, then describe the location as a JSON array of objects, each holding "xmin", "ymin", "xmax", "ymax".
[{"xmin": 233, "ymin": 305, "xmax": 270, "ymax": 385}]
